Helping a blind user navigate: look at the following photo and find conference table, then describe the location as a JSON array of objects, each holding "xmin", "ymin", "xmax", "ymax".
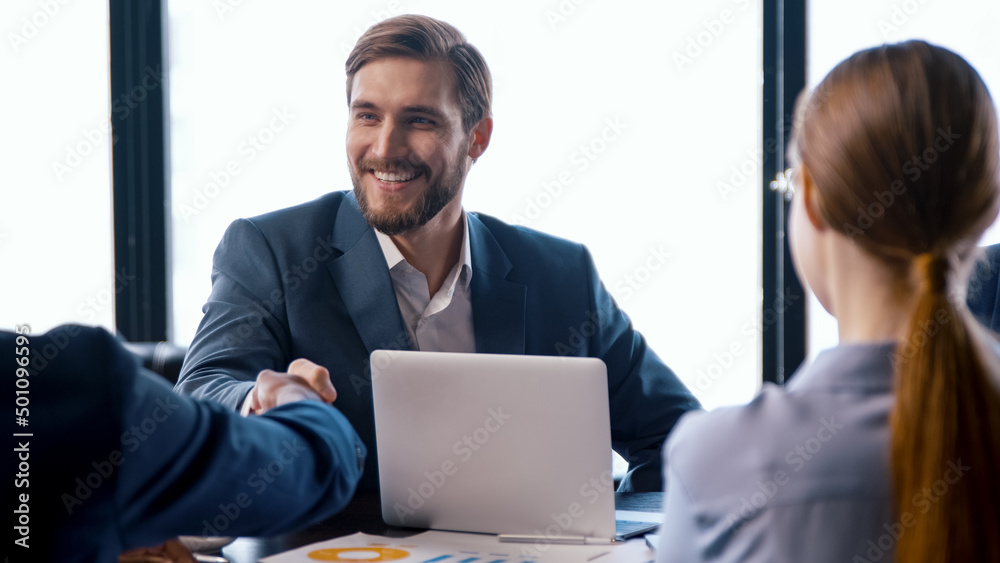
[{"xmin": 218, "ymin": 491, "xmax": 663, "ymax": 562}]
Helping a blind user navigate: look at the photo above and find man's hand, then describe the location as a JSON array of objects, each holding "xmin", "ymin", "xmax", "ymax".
[{"xmin": 248, "ymin": 358, "xmax": 338, "ymax": 414}]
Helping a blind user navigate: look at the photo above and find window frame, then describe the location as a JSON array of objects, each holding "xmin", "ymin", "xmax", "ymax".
[
  {"xmin": 109, "ymin": 0, "xmax": 809, "ymax": 383},
  {"xmin": 110, "ymin": 0, "xmax": 171, "ymax": 342}
]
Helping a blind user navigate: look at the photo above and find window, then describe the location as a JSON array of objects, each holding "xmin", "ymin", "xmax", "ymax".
[
  {"xmin": 806, "ymin": 0, "xmax": 1000, "ymax": 358},
  {"xmin": 167, "ymin": 0, "xmax": 764, "ymax": 412},
  {"xmin": 1, "ymin": 1, "xmax": 114, "ymax": 335}
]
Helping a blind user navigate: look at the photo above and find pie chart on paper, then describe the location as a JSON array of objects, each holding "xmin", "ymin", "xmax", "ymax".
[{"xmin": 307, "ymin": 547, "xmax": 410, "ymax": 561}]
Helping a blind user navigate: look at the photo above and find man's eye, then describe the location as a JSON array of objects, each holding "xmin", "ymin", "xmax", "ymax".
[
  {"xmin": 357, "ymin": 113, "xmax": 376, "ymax": 121},
  {"xmin": 411, "ymin": 117, "xmax": 433, "ymax": 125}
]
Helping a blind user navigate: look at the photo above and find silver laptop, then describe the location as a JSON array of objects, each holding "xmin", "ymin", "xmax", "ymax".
[{"xmin": 370, "ymin": 350, "xmax": 661, "ymax": 543}]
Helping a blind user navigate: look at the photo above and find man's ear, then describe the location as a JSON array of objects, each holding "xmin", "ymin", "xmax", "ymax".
[
  {"xmin": 799, "ymin": 164, "xmax": 827, "ymax": 231},
  {"xmin": 468, "ymin": 116, "xmax": 493, "ymax": 161}
]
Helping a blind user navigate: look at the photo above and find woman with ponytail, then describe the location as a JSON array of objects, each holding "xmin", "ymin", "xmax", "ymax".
[{"xmin": 657, "ymin": 40, "xmax": 1000, "ymax": 562}]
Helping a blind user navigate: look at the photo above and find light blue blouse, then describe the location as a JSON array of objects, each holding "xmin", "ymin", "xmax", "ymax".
[{"xmin": 657, "ymin": 342, "xmax": 912, "ymax": 562}]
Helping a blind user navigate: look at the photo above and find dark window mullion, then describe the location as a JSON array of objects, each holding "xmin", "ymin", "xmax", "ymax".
[
  {"xmin": 110, "ymin": 0, "xmax": 170, "ymax": 342},
  {"xmin": 762, "ymin": 0, "xmax": 807, "ymax": 385}
]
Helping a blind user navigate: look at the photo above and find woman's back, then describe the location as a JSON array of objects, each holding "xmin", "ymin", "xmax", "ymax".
[
  {"xmin": 657, "ymin": 40, "xmax": 1000, "ymax": 562},
  {"xmin": 662, "ymin": 344, "xmax": 895, "ymax": 562}
]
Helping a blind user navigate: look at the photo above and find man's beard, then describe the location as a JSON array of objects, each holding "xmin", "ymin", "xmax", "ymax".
[{"xmin": 351, "ymin": 156, "xmax": 465, "ymax": 236}]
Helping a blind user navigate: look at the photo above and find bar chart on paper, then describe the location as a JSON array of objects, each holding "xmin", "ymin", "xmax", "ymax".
[
  {"xmin": 411, "ymin": 553, "xmax": 536, "ymax": 563},
  {"xmin": 260, "ymin": 531, "xmax": 651, "ymax": 563}
]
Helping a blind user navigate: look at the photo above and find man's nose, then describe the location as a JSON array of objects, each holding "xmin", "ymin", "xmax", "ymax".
[{"xmin": 372, "ymin": 121, "xmax": 407, "ymax": 160}]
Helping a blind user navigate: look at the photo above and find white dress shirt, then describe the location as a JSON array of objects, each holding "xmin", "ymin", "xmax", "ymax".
[
  {"xmin": 243, "ymin": 215, "xmax": 477, "ymax": 415},
  {"xmin": 374, "ymin": 214, "xmax": 475, "ymax": 353}
]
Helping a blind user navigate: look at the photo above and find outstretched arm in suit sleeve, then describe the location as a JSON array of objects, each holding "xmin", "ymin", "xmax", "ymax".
[
  {"xmin": 18, "ymin": 325, "xmax": 364, "ymax": 559},
  {"xmin": 118, "ymin": 353, "xmax": 366, "ymax": 548},
  {"xmin": 175, "ymin": 218, "xmax": 299, "ymax": 410}
]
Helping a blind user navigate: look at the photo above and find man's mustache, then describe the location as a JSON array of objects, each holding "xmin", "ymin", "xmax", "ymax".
[{"xmin": 358, "ymin": 157, "xmax": 430, "ymax": 176}]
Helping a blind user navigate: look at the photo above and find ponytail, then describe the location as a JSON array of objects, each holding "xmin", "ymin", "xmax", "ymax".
[
  {"xmin": 792, "ymin": 40, "xmax": 1000, "ymax": 559},
  {"xmin": 890, "ymin": 253, "xmax": 1000, "ymax": 561}
]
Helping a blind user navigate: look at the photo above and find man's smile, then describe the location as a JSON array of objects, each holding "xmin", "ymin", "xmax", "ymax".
[
  {"xmin": 370, "ymin": 168, "xmax": 423, "ymax": 193},
  {"xmin": 373, "ymin": 169, "xmax": 420, "ymax": 183}
]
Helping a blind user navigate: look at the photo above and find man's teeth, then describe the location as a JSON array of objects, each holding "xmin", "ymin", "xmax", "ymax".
[{"xmin": 374, "ymin": 170, "xmax": 418, "ymax": 182}]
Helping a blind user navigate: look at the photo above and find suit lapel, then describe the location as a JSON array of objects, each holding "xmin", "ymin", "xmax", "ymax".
[
  {"xmin": 468, "ymin": 213, "xmax": 527, "ymax": 354},
  {"xmin": 326, "ymin": 193, "xmax": 412, "ymax": 354}
]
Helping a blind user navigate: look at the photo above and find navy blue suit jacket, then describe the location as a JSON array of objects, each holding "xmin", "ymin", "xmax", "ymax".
[
  {"xmin": 176, "ymin": 190, "xmax": 701, "ymax": 491},
  {"xmin": 967, "ymin": 243, "xmax": 1000, "ymax": 331},
  {"xmin": 5, "ymin": 325, "xmax": 364, "ymax": 562}
]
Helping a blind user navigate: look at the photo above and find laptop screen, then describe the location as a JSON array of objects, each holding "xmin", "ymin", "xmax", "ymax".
[{"xmin": 371, "ymin": 350, "xmax": 618, "ymax": 540}]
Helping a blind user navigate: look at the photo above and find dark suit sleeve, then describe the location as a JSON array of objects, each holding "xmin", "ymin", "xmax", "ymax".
[
  {"xmin": 9, "ymin": 325, "xmax": 364, "ymax": 560},
  {"xmin": 118, "ymin": 362, "xmax": 366, "ymax": 549},
  {"xmin": 581, "ymin": 250, "xmax": 702, "ymax": 492},
  {"xmin": 967, "ymin": 244, "xmax": 1000, "ymax": 331},
  {"xmin": 175, "ymin": 218, "xmax": 294, "ymax": 410}
]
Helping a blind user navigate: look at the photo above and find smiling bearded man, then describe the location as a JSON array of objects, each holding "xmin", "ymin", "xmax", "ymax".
[{"xmin": 175, "ymin": 13, "xmax": 701, "ymax": 494}]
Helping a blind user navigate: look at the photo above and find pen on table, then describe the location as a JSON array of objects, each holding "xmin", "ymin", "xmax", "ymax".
[{"xmin": 194, "ymin": 554, "xmax": 230, "ymax": 563}]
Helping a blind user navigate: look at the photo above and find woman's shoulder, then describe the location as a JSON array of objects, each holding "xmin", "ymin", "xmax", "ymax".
[{"xmin": 665, "ymin": 378, "xmax": 892, "ymax": 508}]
